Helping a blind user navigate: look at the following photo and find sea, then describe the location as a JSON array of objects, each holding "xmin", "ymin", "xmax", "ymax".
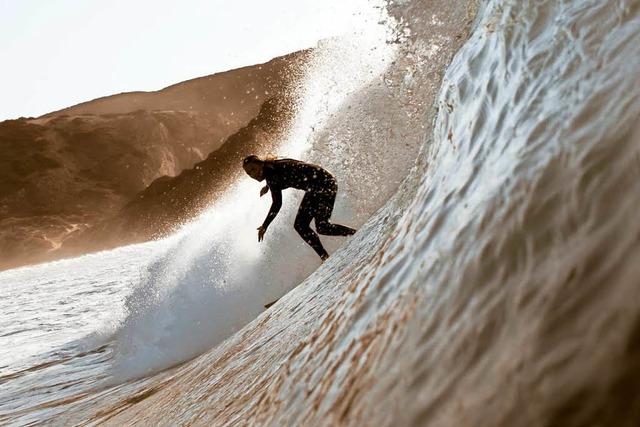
[{"xmin": 1, "ymin": 0, "xmax": 640, "ymax": 425}]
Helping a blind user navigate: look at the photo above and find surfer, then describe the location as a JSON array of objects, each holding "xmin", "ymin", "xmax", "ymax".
[{"xmin": 242, "ymin": 155, "xmax": 356, "ymax": 261}]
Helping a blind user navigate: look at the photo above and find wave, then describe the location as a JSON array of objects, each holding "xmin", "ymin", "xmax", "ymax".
[
  {"xmin": 94, "ymin": 0, "xmax": 640, "ymax": 425},
  {"xmin": 5, "ymin": 0, "xmax": 640, "ymax": 424}
]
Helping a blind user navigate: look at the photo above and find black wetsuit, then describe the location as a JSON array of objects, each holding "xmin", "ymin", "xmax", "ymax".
[{"xmin": 261, "ymin": 159, "xmax": 356, "ymax": 259}]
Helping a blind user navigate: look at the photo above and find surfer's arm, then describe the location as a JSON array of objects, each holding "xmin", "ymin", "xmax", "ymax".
[
  {"xmin": 261, "ymin": 187, "xmax": 282, "ymax": 230},
  {"xmin": 260, "ymin": 185, "xmax": 269, "ymax": 197}
]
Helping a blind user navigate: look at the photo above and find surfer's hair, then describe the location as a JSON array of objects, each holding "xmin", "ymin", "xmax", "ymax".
[
  {"xmin": 243, "ymin": 153, "xmax": 277, "ymax": 166},
  {"xmin": 243, "ymin": 155, "xmax": 262, "ymax": 166}
]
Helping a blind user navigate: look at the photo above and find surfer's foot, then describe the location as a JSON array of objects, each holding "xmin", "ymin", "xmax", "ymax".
[{"xmin": 320, "ymin": 252, "xmax": 330, "ymax": 262}]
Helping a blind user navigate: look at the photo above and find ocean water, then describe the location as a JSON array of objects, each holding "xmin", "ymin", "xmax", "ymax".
[{"xmin": 2, "ymin": 0, "xmax": 640, "ymax": 425}]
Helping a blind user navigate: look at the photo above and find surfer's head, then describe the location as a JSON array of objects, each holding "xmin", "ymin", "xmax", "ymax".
[{"xmin": 243, "ymin": 155, "xmax": 265, "ymax": 181}]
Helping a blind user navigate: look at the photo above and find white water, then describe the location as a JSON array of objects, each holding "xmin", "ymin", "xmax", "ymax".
[{"xmin": 3, "ymin": 0, "xmax": 640, "ymax": 425}]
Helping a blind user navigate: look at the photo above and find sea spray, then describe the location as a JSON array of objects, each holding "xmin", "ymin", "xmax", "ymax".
[
  {"xmin": 109, "ymin": 179, "xmax": 317, "ymax": 380},
  {"xmin": 109, "ymin": 0, "xmax": 403, "ymax": 381}
]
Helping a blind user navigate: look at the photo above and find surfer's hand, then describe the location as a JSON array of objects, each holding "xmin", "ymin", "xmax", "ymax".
[
  {"xmin": 260, "ymin": 186, "xmax": 269, "ymax": 197},
  {"xmin": 257, "ymin": 226, "xmax": 266, "ymax": 242}
]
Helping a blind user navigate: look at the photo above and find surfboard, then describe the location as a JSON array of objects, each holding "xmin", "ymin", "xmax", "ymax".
[{"xmin": 264, "ymin": 299, "xmax": 279, "ymax": 309}]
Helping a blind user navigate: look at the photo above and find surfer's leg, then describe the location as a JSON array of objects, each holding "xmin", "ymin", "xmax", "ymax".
[
  {"xmin": 294, "ymin": 192, "xmax": 329, "ymax": 260},
  {"xmin": 317, "ymin": 222, "xmax": 357, "ymax": 236},
  {"xmin": 314, "ymin": 185, "xmax": 357, "ymax": 237}
]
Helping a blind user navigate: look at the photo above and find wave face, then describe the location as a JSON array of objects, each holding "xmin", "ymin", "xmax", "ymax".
[
  {"xmin": 92, "ymin": 0, "xmax": 640, "ymax": 424},
  {"xmin": 3, "ymin": 0, "xmax": 640, "ymax": 425}
]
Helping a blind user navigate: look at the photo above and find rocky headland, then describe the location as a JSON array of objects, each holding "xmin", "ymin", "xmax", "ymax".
[{"xmin": 0, "ymin": 50, "xmax": 308, "ymax": 270}]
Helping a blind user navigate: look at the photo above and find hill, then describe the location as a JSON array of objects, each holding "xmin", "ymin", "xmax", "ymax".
[{"xmin": 0, "ymin": 50, "xmax": 309, "ymax": 270}]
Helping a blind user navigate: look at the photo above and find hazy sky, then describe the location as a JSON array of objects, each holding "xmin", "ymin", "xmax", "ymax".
[{"xmin": 0, "ymin": 0, "xmax": 374, "ymax": 121}]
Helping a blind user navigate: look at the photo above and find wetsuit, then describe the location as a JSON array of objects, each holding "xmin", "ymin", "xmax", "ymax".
[{"xmin": 261, "ymin": 159, "xmax": 356, "ymax": 259}]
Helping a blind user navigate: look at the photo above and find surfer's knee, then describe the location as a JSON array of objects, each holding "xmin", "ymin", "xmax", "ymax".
[
  {"xmin": 294, "ymin": 218, "xmax": 311, "ymax": 236},
  {"xmin": 315, "ymin": 220, "xmax": 330, "ymax": 234}
]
